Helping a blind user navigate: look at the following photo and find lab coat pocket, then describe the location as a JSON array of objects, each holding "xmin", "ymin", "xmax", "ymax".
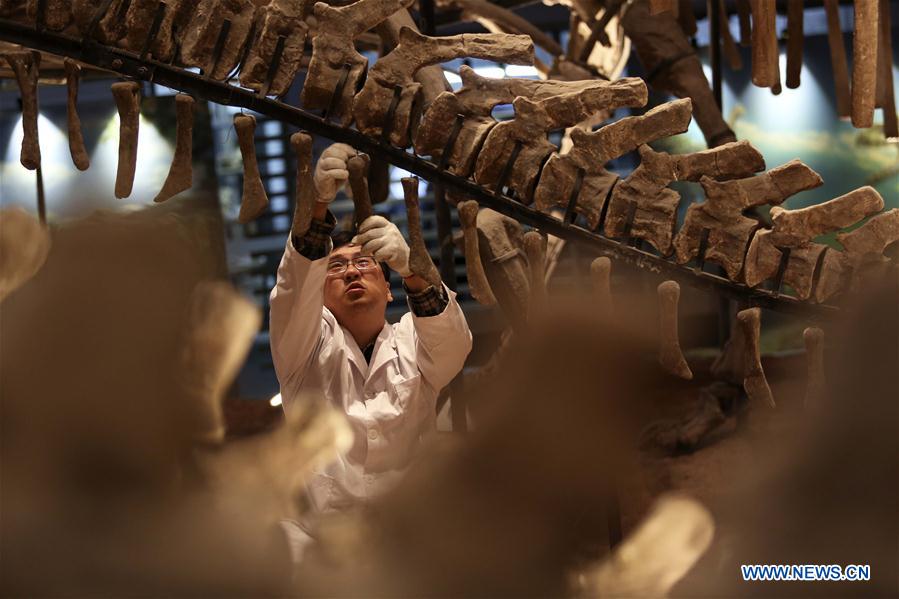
[{"xmin": 390, "ymin": 374, "xmax": 422, "ymax": 412}]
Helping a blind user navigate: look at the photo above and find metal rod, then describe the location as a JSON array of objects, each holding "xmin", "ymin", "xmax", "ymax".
[
  {"xmin": 563, "ymin": 167, "xmax": 585, "ymax": 224},
  {"xmin": 0, "ymin": 19, "xmax": 841, "ymax": 320},
  {"xmin": 141, "ymin": 1, "xmax": 168, "ymax": 60},
  {"xmin": 258, "ymin": 35, "xmax": 286, "ymax": 98}
]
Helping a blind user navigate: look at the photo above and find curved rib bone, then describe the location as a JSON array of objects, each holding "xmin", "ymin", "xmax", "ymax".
[
  {"xmin": 181, "ymin": 0, "xmax": 257, "ymax": 81},
  {"xmin": 347, "ymin": 154, "xmax": 374, "ymax": 226},
  {"xmin": 458, "ymin": 200, "xmax": 496, "ymax": 305},
  {"xmin": 744, "ymin": 187, "xmax": 884, "ymax": 301},
  {"xmin": 240, "ymin": 0, "xmax": 310, "ymax": 97},
  {"xmin": 154, "ymin": 94, "xmax": 194, "ymax": 203},
  {"xmin": 674, "ymin": 160, "xmax": 823, "ymax": 280},
  {"xmin": 354, "ymin": 27, "xmax": 534, "ymax": 148},
  {"xmin": 3, "ymin": 51, "xmax": 40, "ymax": 170},
  {"xmin": 736, "ymin": 307, "xmax": 775, "ymax": 408},
  {"xmin": 290, "ymin": 132, "xmax": 315, "ymax": 238},
  {"xmin": 64, "ymin": 59, "xmax": 90, "ymax": 171},
  {"xmin": 111, "ymin": 81, "xmax": 141, "ymax": 199},
  {"xmin": 657, "ymin": 280, "xmax": 692, "ymax": 380},
  {"xmin": 534, "ymin": 98, "xmax": 693, "ymax": 228},
  {"xmin": 402, "ymin": 177, "xmax": 442, "ymax": 288},
  {"xmin": 474, "ymin": 77, "xmax": 647, "ymax": 203},
  {"xmin": 302, "ymin": 0, "xmax": 415, "ymax": 124},
  {"xmin": 234, "ymin": 114, "xmax": 269, "ymax": 223},
  {"xmin": 590, "ymin": 256, "xmax": 612, "ymax": 313},
  {"xmin": 523, "ymin": 230, "xmax": 547, "ymax": 316}
]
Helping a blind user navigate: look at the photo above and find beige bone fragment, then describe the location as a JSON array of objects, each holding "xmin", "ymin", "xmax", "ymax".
[
  {"xmin": 824, "ymin": 0, "xmax": 851, "ymax": 119},
  {"xmin": 234, "ymin": 114, "xmax": 269, "ymax": 223},
  {"xmin": 181, "ymin": 0, "xmax": 257, "ymax": 81},
  {"xmin": 803, "ymin": 327, "xmax": 825, "ymax": 408},
  {"xmin": 347, "ymin": 154, "xmax": 374, "ymax": 226},
  {"xmin": 590, "ymin": 256, "xmax": 612, "ymax": 313},
  {"xmin": 0, "ymin": 207, "xmax": 51, "ymax": 303},
  {"xmin": 851, "ymin": 0, "xmax": 879, "ymax": 128},
  {"xmin": 302, "ymin": 0, "xmax": 415, "ymax": 124},
  {"xmin": 736, "ymin": 307, "xmax": 775, "ymax": 408},
  {"xmin": 474, "ymin": 78, "xmax": 648, "ymax": 203},
  {"xmin": 534, "ymin": 98, "xmax": 693, "ymax": 228},
  {"xmin": 64, "ymin": 59, "xmax": 90, "ymax": 171},
  {"xmin": 154, "ymin": 94, "xmax": 194, "ymax": 203},
  {"xmin": 354, "ymin": 28, "xmax": 533, "ymax": 148},
  {"xmin": 3, "ymin": 51, "xmax": 40, "ymax": 170},
  {"xmin": 744, "ymin": 187, "xmax": 884, "ymax": 301},
  {"xmin": 675, "ymin": 160, "xmax": 823, "ymax": 281},
  {"xmin": 750, "ymin": 0, "xmax": 780, "ymax": 88},
  {"xmin": 290, "ymin": 132, "xmax": 315, "ymax": 239},
  {"xmin": 73, "ymin": 0, "xmax": 128, "ymax": 44},
  {"xmin": 26, "ymin": 0, "xmax": 70, "ymax": 30},
  {"xmin": 403, "ymin": 177, "xmax": 442, "ymax": 289},
  {"xmin": 523, "ymin": 231, "xmax": 547, "ymax": 316},
  {"xmin": 477, "ymin": 208, "xmax": 530, "ymax": 329},
  {"xmin": 657, "ymin": 281, "xmax": 692, "ymax": 380},
  {"xmin": 576, "ymin": 494, "xmax": 714, "ymax": 597},
  {"xmin": 875, "ymin": 0, "xmax": 898, "ymax": 139},
  {"xmin": 239, "ymin": 0, "xmax": 310, "ymax": 96},
  {"xmin": 415, "ymin": 66, "xmax": 614, "ymax": 176},
  {"xmin": 179, "ymin": 281, "xmax": 261, "ymax": 444},
  {"xmin": 604, "ymin": 141, "xmax": 765, "ymax": 255},
  {"xmin": 458, "ymin": 201, "xmax": 496, "ymax": 306},
  {"xmin": 829, "ymin": 209, "xmax": 899, "ymax": 289},
  {"xmin": 786, "ymin": 0, "xmax": 803, "ymax": 89},
  {"xmin": 121, "ymin": 0, "xmax": 193, "ymax": 62},
  {"xmin": 111, "ymin": 81, "xmax": 141, "ymax": 199}
]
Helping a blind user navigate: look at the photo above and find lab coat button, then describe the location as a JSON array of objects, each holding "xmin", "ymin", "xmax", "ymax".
[{"xmin": 368, "ymin": 429, "xmax": 378, "ymax": 440}]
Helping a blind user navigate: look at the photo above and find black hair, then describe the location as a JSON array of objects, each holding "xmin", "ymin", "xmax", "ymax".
[{"xmin": 331, "ymin": 230, "xmax": 391, "ymax": 283}]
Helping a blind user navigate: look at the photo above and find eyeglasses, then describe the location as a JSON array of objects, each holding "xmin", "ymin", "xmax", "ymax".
[{"xmin": 326, "ymin": 256, "xmax": 379, "ymax": 276}]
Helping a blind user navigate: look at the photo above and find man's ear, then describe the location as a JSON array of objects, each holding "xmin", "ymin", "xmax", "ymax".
[{"xmin": 386, "ymin": 287, "xmax": 393, "ymax": 303}]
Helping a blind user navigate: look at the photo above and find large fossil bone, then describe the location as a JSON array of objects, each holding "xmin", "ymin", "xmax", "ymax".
[
  {"xmin": 657, "ymin": 280, "xmax": 692, "ymax": 380},
  {"xmin": 415, "ymin": 66, "xmax": 618, "ymax": 177},
  {"xmin": 575, "ymin": 494, "xmax": 714, "ymax": 597},
  {"xmin": 477, "ymin": 208, "xmax": 530, "ymax": 329},
  {"xmin": 347, "ymin": 154, "xmax": 374, "ymax": 226},
  {"xmin": 875, "ymin": 0, "xmax": 897, "ymax": 139},
  {"xmin": 234, "ymin": 114, "xmax": 269, "ymax": 223},
  {"xmin": 26, "ymin": 0, "xmax": 71, "ymax": 30},
  {"xmin": 458, "ymin": 200, "xmax": 496, "ymax": 305},
  {"xmin": 744, "ymin": 187, "xmax": 884, "ymax": 301},
  {"xmin": 750, "ymin": 0, "xmax": 780, "ymax": 88},
  {"xmin": 851, "ymin": 0, "xmax": 879, "ymax": 128},
  {"xmin": 3, "ymin": 51, "xmax": 40, "ymax": 170},
  {"xmin": 0, "ymin": 207, "xmax": 51, "ymax": 303},
  {"xmin": 604, "ymin": 141, "xmax": 765, "ymax": 255},
  {"xmin": 73, "ymin": 0, "xmax": 129, "ymax": 44},
  {"xmin": 523, "ymin": 231, "xmax": 547, "ymax": 316},
  {"xmin": 154, "ymin": 94, "xmax": 194, "ymax": 203},
  {"xmin": 834, "ymin": 208, "xmax": 899, "ymax": 287},
  {"xmin": 590, "ymin": 256, "xmax": 612, "ymax": 314},
  {"xmin": 179, "ymin": 281, "xmax": 261, "ymax": 444},
  {"xmin": 534, "ymin": 98, "xmax": 693, "ymax": 228},
  {"xmin": 301, "ymin": 0, "xmax": 415, "ymax": 124},
  {"xmin": 823, "ymin": 0, "xmax": 851, "ymax": 119},
  {"xmin": 353, "ymin": 28, "xmax": 533, "ymax": 148},
  {"xmin": 674, "ymin": 160, "xmax": 823, "ymax": 280},
  {"xmin": 239, "ymin": 0, "xmax": 310, "ymax": 97},
  {"xmin": 121, "ymin": 0, "xmax": 194, "ymax": 62},
  {"xmin": 111, "ymin": 81, "xmax": 141, "ymax": 199},
  {"xmin": 621, "ymin": 0, "xmax": 735, "ymax": 148},
  {"xmin": 180, "ymin": 0, "xmax": 257, "ymax": 81},
  {"xmin": 290, "ymin": 132, "xmax": 316, "ymax": 239},
  {"xmin": 64, "ymin": 59, "xmax": 90, "ymax": 171},
  {"xmin": 402, "ymin": 177, "xmax": 442, "ymax": 288},
  {"xmin": 736, "ymin": 307, "xmax": 775, "ymax": 408},
  {"xmin": 803, "ymin": 326, "xmax": 825, "ymax": 408},
  {"xmin": 785, "ymin": 0, "xmax": 803, "ymax": 89},
  {"xmin": 474, "ymin": 78, "xmax": 647, "ymax": 203}
]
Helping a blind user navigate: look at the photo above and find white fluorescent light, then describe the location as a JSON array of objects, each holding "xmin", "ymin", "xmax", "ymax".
[
  {"xmin": 269, "ymin": 393, "xmax": 282, "ymax": 407},
  {"xmin": 472, "ymin": 66, "xmax": 505, "ymax": 79},
  {"xmin": 505, "ymin": 65, "xmax": 539, "ymax": 78}
]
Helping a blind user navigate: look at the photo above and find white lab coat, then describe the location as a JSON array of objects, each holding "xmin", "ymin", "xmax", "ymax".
[{"xmin": 269, "ymin": 239, "xmax": 472, "ymax": 527}]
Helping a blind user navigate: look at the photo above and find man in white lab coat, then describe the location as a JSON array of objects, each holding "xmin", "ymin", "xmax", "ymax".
[{"xmin": 269, "ymin": 143, "xmax": 472, "ymax": 557}]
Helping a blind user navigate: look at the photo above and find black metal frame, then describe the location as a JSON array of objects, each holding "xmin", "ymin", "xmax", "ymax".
[{"xmin": 0, "ymin": 18, "xmax": 839, "ymax": 320}]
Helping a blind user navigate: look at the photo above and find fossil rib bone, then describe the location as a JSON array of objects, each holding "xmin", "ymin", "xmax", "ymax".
[
  {"xmin": 3, "ymin": 51, "xmax": 40, "ymax": 170},
  {"xmin": 458, "ymin": 200, "xmax": 496, "ymax": 305},
  {"xmin": 64, "ymin": 59, "xmax": 90, "ymax": 171},
  {"xmin": 111, "ymin": 81, "xmax": 141, "ymax": 199},
  {"xmin": 234, "ymin": 114, "xmax": 269, "ymax": 223},
  {"xmin": 657, "ymin": 280, "xmax": 692, "ymax": 380},
  {"xmin": 403, "ymin": 177, "xmax": 442, "ymax": 288},
  {"xmin": 154, "ymin": 94, "xmax": 195, "ymax": 203},
  {"xmin": 737, "ymin": 307, "xmax": 775, "ymax": 408}
]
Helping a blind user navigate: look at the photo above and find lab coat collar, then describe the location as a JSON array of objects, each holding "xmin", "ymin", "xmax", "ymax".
[{"xmin": 341, "ymin": 321, "xmax": 397, "ymax": 379}]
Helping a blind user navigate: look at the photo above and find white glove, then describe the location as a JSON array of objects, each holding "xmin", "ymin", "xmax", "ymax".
[
  {"xmin": 352, "ymin": 216, "xmax": 412, "ymax": 278},
  {"xmin": 313, "ymin": 143, "xmax": 356, "ymax": 203}
]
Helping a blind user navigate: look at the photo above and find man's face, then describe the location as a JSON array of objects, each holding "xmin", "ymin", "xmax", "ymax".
[{"xmin": 323, "ymin": 244, "xmax": 392, "ymax": 322}]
